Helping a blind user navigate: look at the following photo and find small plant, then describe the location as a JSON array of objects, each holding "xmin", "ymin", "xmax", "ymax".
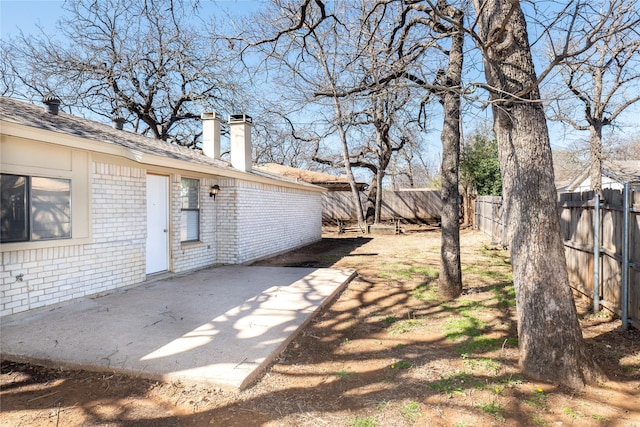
[
  {"xmin": 342, "ymin": 338, "xmax": 350, "ymax": 345},
  {"xmin": 562, "ymin": 407, "xmax": 582, "ymax": 419},
  {"xmin": 376, "ymin": 400, "xmax": 391, "ymax": 411},
  {"xmin": 531, "ymin": 414, "xmax": 547, "ymax": 426},
  {"xmin": 389, "ymin": 318, "xmax": 424, "ymax": 335},
  {"xmin": 401, "ymin": 401, "xmax": 421, "ymax": 420},
  {"xmin": 382, "ymin": 316, "xmax": 398, "ymax": 325},
  {"xmin": 335, "ymin": 369, "xmax": 355, "ymax": 381},
  {"xmin": 476, "ymin": 401, "xmax": 505, "ymax": 421},
  {"xmin": 391, "ymin": 360, "xmax": 411, "ymax": 370},
  {"xmin": 430, "ymin": 372, "xmax": 483, "ymax": 398},
  {"xmin": 591, "ymin": 414, "xmax": 607, "ymax": 421},
  {"xmin": 524, "ymin": 388, "xmax": 547, "ymax": 409},
  {"xmin": 350, "ymin": 415, "xmax": 376, "ymax": 427}
]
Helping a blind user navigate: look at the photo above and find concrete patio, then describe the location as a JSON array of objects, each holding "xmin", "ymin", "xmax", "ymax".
[{"xmin": 0, "ymin": 266, "xmax": 356, "ymax": 391}]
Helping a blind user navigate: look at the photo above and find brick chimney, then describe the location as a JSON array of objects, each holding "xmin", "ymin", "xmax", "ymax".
[
  {"xmin": 229, "ymin": 114, "xmax": 252, "ymax": 172},
  {"xmin": 201, "ymin": 112, "xmax": 222, "ymax": 160}
]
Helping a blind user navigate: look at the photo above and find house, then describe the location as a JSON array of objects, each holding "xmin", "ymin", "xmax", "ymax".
[
  {"xmin": 255, "ymin": 163, "xmax": 369, "ymax": 223},
  {"xmin": 0, "ymin": 97, "xmax": 325, "ymax": 317},
  {"xmin": 559, "ymin": 160, "xmax": 640, "ymax": 193},
  {"xmin": 255, "ymin": 163, "xmax": 368, "ymax": 192}
]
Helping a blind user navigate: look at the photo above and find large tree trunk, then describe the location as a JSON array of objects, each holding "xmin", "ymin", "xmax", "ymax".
[
  {"xmin": 589, "ymin": 122, "xmax": 604, "ymax": 194},
  {"xmin": 473, "ymin": 0, "xmax": 601, "ymax": 388},
  {"xmin": 438, "ymin": 3, "xmax": 464, "ymax": 298}
]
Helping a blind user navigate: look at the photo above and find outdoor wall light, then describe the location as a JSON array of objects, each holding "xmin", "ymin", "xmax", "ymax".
[{"xmin": 210, "ymin": 184, "xmax": 220, "ymax": 199}]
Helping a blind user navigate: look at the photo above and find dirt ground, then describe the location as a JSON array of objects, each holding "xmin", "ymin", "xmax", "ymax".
[{"xmin": 1, "ymin": 226, "xmax": 639, "ymax": 426}]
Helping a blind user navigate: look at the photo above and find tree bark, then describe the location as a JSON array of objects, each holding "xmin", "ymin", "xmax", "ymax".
[
  {"xmin": 438, "ymin": 3, "xmax": 463, "ymax": 299},
  {"xmin": 589, "ymin": 122, "xmax": 604, "ymax": 194},
  {"xmin": 473, "ymin": 0, "xmax": 601, "ymax": 388}
]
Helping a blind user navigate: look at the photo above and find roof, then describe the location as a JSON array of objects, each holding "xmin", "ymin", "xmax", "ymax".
[
  {"xmin": 255, "ymin": 163, "xmax": 368, "ymax": 191},
  {"xmin": 0, "ymin": 97, "xmax": 321, "ymax": 191},
  {"xmin": 565, "ymin": 160, "xmax": 640, "ymax": 192},
  {"xmin": 552, "ymin": 150, "xmax": 587, "ymax": 191}
]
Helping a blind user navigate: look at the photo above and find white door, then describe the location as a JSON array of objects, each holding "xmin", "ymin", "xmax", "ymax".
[{"xmin": 146, "ymin": 174, "xmax": 169, "ymax": 274}]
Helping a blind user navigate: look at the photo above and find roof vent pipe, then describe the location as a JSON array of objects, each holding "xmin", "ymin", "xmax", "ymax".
[
  {"xmin": 112, "ymin": 116, "xmax": 126, "ymax": 130},
  {"xmin": 43, "ymin": 96, "xmax": 61, "ymax": 115}
]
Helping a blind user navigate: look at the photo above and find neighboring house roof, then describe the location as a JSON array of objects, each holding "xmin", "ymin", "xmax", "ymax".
[
  {"xmin": 552, "ymin": 150, "xmax": 587, "ymax": 191},
  {"xmin": 0, "ymin": 97, "xmax": 322, "ymax": 192},
  {"xmin": 564, "ymin": 160, "xmax": 640, "ymax": 192},
  {"xmin": 255, "ymin": 163, "xmax": 368, "ymax": 191}
]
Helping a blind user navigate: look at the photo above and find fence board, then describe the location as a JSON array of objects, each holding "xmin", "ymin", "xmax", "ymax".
[
  {"xmin": 476, "ymin": 186, "xmax": 639, "ymax": 330},
  {"xmin": 322, "ymin": 190, "xmax": 442, "ymax": 223}
]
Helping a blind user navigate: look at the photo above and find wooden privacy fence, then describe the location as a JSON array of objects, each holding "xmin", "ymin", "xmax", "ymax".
[
  {"xmin": 322, "ymin": 190, "xmax": 442, "ymax": 223},
  {"xmin": 475, "ymin": 185, "xmax": 640, "ymax": 330}
]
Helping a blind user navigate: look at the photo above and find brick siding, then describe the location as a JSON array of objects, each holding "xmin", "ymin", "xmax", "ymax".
[{"xmin": 1, "ymin": 164, "xmax": 322, "ymax": 317}]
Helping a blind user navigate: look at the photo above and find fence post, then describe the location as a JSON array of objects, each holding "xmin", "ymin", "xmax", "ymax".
[
  {"xmin": 622, "ymin": 182, "xmax": 630, "ymax": 331},
  {"xmin": 593, "ymin": 193, "xmax": 600, "ymax": 313},
  {"xmin": 500, "ymin": 199, "xmax": 506, "ymax": 248}
]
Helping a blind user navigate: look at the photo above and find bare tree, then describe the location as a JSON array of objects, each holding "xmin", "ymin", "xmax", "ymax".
[
  {"xmin": 544, "ymin": 0, "xmax": 640, "ymax": 192},
  {"xmin": 472, "ymin": 0, "xmax": 602, "ymax": 388},
  {"xmin": 2, "ymin": 0, "xmax": 238, "ymax": 147}
]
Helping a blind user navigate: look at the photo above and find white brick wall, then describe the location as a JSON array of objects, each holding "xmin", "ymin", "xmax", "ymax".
[
  {"xmin": 1, "ymin": 163, "xmax": 146, "ymax": 317},
  {"xmin": 1, "ymin": 163, "xmax": 323, "ymax": 317},
  {"xmin": 234, "ymin": 180, "xmax": 322, "ymax": 264},
  {"xmin": 171, "ymin": 175, "xmax": 217, "ymax": 273}
]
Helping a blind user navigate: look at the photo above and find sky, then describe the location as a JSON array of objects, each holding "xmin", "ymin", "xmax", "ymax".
[
  {"xmin": 0, "ymin": 0, "xmax": 262, "ymax": 38},
  {"xmin": 1, "ymin": 0, "xmax": 638, "ymax": 156}
]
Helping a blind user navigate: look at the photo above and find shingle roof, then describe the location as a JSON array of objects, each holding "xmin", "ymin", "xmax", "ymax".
[
  {"xmin": 0, "ymin": 96, "xmax": 236, "ymax": 169},
  {"xmin": 255, "ymin": 163, "xmax": 367, "ymax": 190},
  {"xmin": 0, "ymin": 97, "xmax": 320, "ymax": 190}
]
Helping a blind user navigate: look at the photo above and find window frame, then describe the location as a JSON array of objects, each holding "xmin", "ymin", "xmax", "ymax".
[
  {"xmin": 1, "ymin": 173, "xmax": 72, "ymax": 243},
  {"xmin": 180, "ymin": 177, "xmax": 200, "ymax": 243}
]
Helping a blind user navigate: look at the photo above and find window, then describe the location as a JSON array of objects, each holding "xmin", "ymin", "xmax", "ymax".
[
  {"xmin": 1, "ymin": 174, "xmax": 71, "ymax": 243},
  {"xmin": 180, "ymin": 178, "xmax": 199, "ymax": 242}
]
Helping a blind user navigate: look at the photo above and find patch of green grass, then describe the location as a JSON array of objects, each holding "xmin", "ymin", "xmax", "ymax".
[
  {"xmin": 496, "ymin": 373, "xmax": 524, "ymax": 386},
  {"xmin": 523, "ymin": 388, "xmax": 547, "ymax": 409},
  {"xmin": 350, "ymin": 415, "xmax": 376, "ymax": 427},
  {"xmin": 376, "ymin": 401, "xmax": 391, "ymax": 411},
  {"xmin": 388, "ymin": 318, "xmax": 424, "ymax": 335},
  {"xmin": 379, "ymin": 264, "xmax": 438, "ymax": 281},
  {"xmin": 382, "ymin": 316, "xmax": 398, "ymax": 326},
  {"xmin": 463, "ymin": 265, "xmax": 512, "ymax": 282},
  {"xmin": 461, "ymin": 354, "xmax": 502, "ymax": 374},
  {"xmin": 531, "ymin": 414, "xmax": 547, "ymax": 426},
  {"xmin": 400, "ymin": 401, "xmax": 421, "ymax": 420},
  {"xmin": 475, "ymin": 401, "xmax": 505, "ymax": 420},
  {"xmin": 411, "ymin": 283, "xmax": 438, "ymax": 301},
  {"xmin": 391, "ymin": 360, "xmax": 411, "ymax": 370},
  {"xmin": 335, "ymin": 369, "xmax": 355, "ymax": 381},
  {"xmin": 441, "ymin": 299, "xmax": 487, "ymax": 315},
  {"xmin": 591, "ymin": 414, "xmax": 607, "ymax": 421},
  {"xmin": 429, "ymin": 372, "xmax": 484, "ymax": 398},
  {"xmin": 493, "ymin": 285, "xmax": 516, "ymax": 308},
  {"xmin": 562, "ymin": 407, "xmax": 582, "ymax": 419},
  {"xmin": 479, "ymin": 245, "xmax": 511, "ymax": 262},
  {"xmin": 457, "ymin": 336, "xmax": 515, "ymax": 355},
  {"xmin": 442, "ymin": 315, "xmax": 487, "ymax": 340}
]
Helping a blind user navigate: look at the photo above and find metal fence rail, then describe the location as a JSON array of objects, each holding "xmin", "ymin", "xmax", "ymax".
[{"xmin": 475, "ymin": 184, "xmax": 639, "ymax": 331}]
